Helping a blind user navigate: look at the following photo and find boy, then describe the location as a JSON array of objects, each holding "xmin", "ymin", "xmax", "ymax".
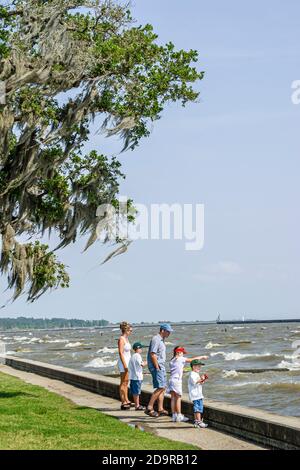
[
  {"xmin": 188, "ymin": 359, "xmax": 208, "ymax": 428},
  {"xmin": 128, "ymin": 342, "xmax": 147, "ymax": 411}
]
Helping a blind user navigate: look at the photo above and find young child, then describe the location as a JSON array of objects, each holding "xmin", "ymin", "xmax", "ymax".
[
  {"xmin": 188, "ymin": 359, "xmax": 208, "ymax": 428},
  {"xmin": 168, "ymin": 346, "xmax": 208, "ymax": 423},
  {"xmin": 128, "ymin": 342, "xmax": 147, "ymax": 411}
]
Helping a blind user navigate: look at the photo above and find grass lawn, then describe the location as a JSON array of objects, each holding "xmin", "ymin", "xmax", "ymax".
[{"xmin": 0, "ymin": 372, "xmax": 197, "ymax": 450}]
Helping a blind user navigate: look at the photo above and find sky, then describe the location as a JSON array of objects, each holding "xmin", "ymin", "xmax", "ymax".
[{"xmin": 1, "ymin": 0, "xmax": 300, "ymax": 322}]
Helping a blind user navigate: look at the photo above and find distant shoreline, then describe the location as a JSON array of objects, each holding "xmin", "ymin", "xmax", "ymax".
[{"xmin": 0, "ymin": 318, "xmax": 300, "ymax": 333}]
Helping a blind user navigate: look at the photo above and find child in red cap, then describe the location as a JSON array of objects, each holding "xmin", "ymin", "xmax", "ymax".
[{"xmin": 168, "ymin": 346, "xmax": 208, "ymax": 422}]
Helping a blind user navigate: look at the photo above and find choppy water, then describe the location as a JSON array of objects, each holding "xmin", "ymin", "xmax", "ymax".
[{"xmin": 1, "ymin": 323, "xmax": 300, "ymax": 417}]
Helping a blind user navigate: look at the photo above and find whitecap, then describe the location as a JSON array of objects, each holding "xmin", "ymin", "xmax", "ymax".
[
  {"xmin": 211, "ymin": 351, "xmax": 276, "ymax": 361},
  {"xmin": 28, "ymin": 337, "xmax": 43, "ymax": 343},
  {"xmin": 65, "ymin": 342, "xmax": 83, "ymax": 348},
  {"xmin": 278, "ymin": 359, "xmax": 300, "ymax": 370},
  {"xmin": 222, "ymin": 370, "xmax": 239, "ymax": 378},
  {"xmin": 44, "ymin": 339, "xmax": 69, "ymax": 344},
  {"xmin": 97, "ymin": 347, "xmax": 118, "ymax": 354},
  {"xmin": 84, "ymin": 357, "xmax": 117, "ymax": 368},
  {"xmin": 205, "ymin": 342, "xmax": 222, "ymax": 349},
  {"xmin": 233, "ymin": 381, "xmax": 271, "ymax": 387}
]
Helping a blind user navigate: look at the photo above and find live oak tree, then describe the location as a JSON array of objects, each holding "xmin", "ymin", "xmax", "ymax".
[{"xmin": 0, "ymin": 0, "xmax": 203, "ymax": 302}]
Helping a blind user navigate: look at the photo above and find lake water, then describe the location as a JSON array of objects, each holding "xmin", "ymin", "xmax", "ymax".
[{"xmin": 1, "ymin": 322, "xmax": 300, "ymax": 417}]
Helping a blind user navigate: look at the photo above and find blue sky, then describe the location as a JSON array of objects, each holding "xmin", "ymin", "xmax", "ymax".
[{"xmin": 1, "ymin": 0, "xmax": 300, "ymax": 322}]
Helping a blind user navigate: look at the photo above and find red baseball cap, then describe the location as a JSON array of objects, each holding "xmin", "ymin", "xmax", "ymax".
[{"xmin": 174, "ymin": 346, "xmax": 187, "ymax": 354}]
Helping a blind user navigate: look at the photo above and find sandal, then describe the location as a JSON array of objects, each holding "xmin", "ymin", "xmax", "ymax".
[
  {"xmin": 144, "ymin": 408, "xmax": 159, "ymax": 417},
  {"xmin": 121, "ymin": 403, "xmax": 131, "ymax": 410},
  {"xmin": 135, "ymin": 405, "xmax": 146, "ymax": 411},
  {"xmin": 158, "ymin": 409, "xmax": 169, "ymax": 417}
]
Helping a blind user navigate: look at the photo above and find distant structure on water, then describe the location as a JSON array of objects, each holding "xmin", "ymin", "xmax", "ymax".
[{"xmin": 216, "ymin": 314, "xmax": 300, "ymax": 325}]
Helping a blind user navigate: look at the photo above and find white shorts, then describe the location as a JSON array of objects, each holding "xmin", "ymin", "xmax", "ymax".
[{"xmin": 168, "ymin": 378, "xmax": 183, "ymax": 396}]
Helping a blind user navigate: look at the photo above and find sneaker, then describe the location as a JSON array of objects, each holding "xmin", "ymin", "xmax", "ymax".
[
  {"xmin": 176, "ymin": 414, "xmax": 189, "ymax": 422},
  {"xmin": 194, "ymin": 420, "xmax": 208, "ymax": 428}
]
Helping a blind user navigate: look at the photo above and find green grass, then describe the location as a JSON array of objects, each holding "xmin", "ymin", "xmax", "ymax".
[{"xmin": 0, "ymin": 372, "xmax": 197, "ymax": 450}]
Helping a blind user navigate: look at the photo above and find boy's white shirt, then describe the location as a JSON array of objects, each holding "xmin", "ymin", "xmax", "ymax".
[
  {"xmin": 188, "ymin": 370, "xmax": 204, "ymax": 401},
  {"xmin": 128, "ymin": 352, "xmax": 143, "ymax": 380}
]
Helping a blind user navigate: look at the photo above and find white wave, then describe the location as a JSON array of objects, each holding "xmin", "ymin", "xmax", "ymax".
[
  {"xmin": 205, "ymin": 342, "xmax": 222, "ymax": 349},
  {"xmin": 283, "ymin": 353, "xmax": 300, "ymax": 360},
  {"xmin": 222, "ymin": 370, "xmax": 239, "ymax": 378},
  {"xmin": 84, "ymin": 357, "xmax": 117, "ymax": 368},
  {"xmin": 97, "ymin": 347, "xmax": 118, "ymax": 354},
  {"xmin": 233, "ymin": 327, "xmax": 245, "ymax": 330},
  {"xmin": 278, "ymin": 359, "xmax": 300, "ymax": 370},
  {"xmin": 165, "ymin": 342, "xmax": 174, "ymax": 346},
  {"xmin": 233, "ymin": 381, "xmax": 271, "ymax": 387},
  {"xmin": 112, "ymin": 328, "xmax": 119, "ymax": 331},
  {"xmin": 291, "ymin": 330, "xmax": 300, "ymax": 334},
  {"xmin": 28, "ymin": 337, "xmax": 43, "ymax": 343},
  {"xmin": 44, "ymin": 339, "xmax": 69, "ymax": 344},
  {"xmin": 65, "ymin": 342, "xmax": 83, "ymax": 348},
  {"xmin": 211, "ymin": 351, "xmax": 275, "ymax": 361},
  {"xmin": 12, "ymin": 336, "xmax": 43, "ymax": 344}
]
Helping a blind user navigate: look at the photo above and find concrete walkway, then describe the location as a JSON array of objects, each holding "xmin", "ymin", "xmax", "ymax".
[{"xmin": 0, "ymin": 365, "xmax": 264, "ymax": 450}]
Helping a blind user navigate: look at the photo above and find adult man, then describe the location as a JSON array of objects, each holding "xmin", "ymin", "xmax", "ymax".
[{"xmin": 145, "ymin": 323, "xmax": 173, "ymax": 417}]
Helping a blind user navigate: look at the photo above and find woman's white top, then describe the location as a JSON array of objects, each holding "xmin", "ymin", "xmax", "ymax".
[{"xmin": 118, "ymin": 337, "xmax": 132, "ymax": 373}]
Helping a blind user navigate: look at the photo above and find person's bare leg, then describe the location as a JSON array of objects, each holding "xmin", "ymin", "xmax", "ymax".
[
  {"xmin": 124, "ymin": 383, "xmax": 129, "ymax": 403},
  {"xmin": 123, "ymin": 371, "xmax": 130, "ymax": 403},
  {"xmin": 170, "ymin": 392, "xmax": 176, "ymax": 414},
  {"xmin": 133, "ymin": 394, "xmax": 139, "ymax": 408},
  {"xmin": 175, "ymin": 395, "xmax": 181, "ymax": 414},
  {"xmin": 195, "ymin": 412, "xmax": 201, "ymax": 422},
  {"xmin": 157, "ymin": 388, "xmax": 166, "ymax": 412},
  {"xmin": 147, "ymin": 388, "xmax": 162, "ymax": 410},
  {"xmin": 120, "ymin": 373, "xmax": 126, "ymax": 404}
]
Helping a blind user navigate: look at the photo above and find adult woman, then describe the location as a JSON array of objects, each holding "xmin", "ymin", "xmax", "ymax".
[{"xmin": 117, "ymin": 321, "xmax": 133, "ymax": 410}]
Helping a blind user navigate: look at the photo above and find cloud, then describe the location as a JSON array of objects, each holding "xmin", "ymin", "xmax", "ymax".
[
  {"xmin": 193, "ymin": 261, "xmax": 243, "ymax": 282},
  {"xmin": 213, "ymin": 261, "xmax": 243, "ymax": 275}
]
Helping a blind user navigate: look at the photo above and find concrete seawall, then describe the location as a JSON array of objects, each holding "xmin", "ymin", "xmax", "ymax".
[{"xmin": 4, "ymin": 356, "xmax": 300, "ymax": 450}]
